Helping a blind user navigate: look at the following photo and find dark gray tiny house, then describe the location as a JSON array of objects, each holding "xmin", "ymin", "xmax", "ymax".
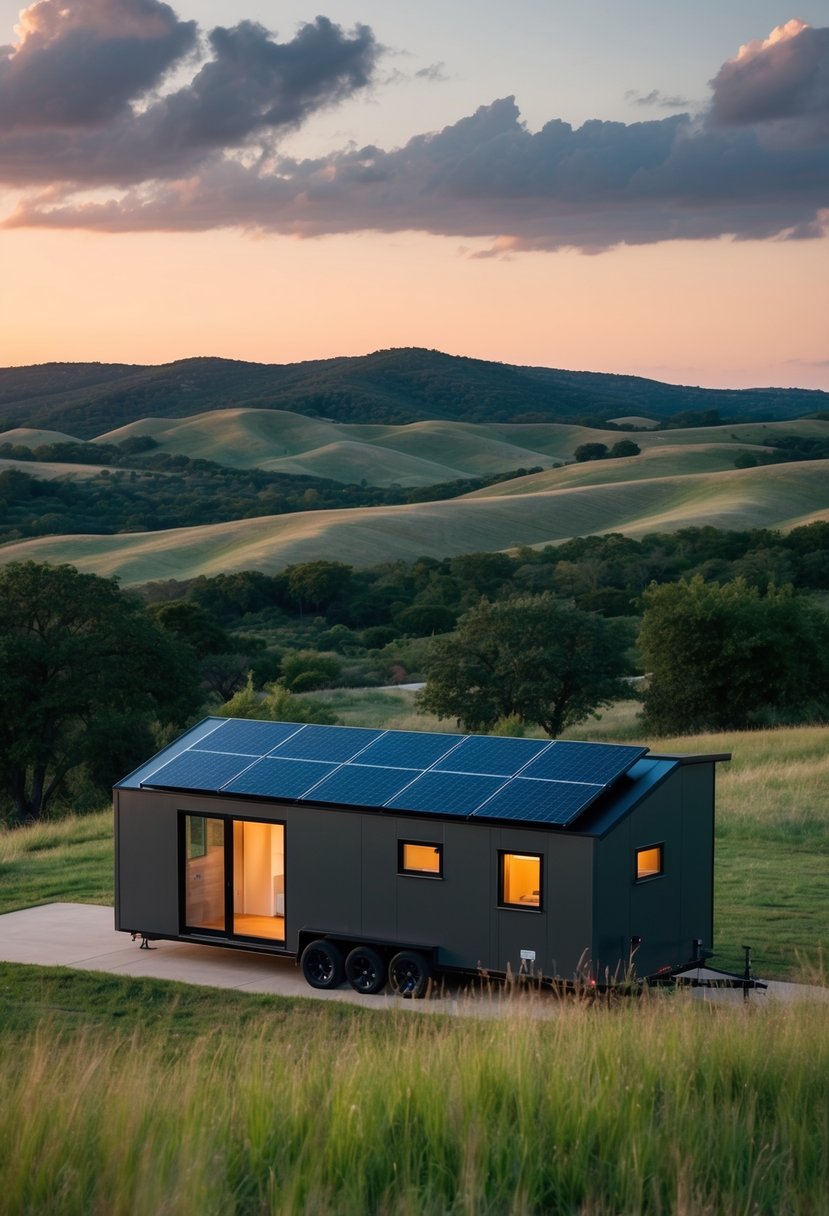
[{"xmin": 114, "ymin": 718, "xmax": 729, "ymax": 993}]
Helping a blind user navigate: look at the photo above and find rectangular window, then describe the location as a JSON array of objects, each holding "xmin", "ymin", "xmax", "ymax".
[
  {"xmin": 635, "ymin": 844, "xmax": 664, "ymax": 881},
  {"xmin": 399, "ymin": 841, "xmax": 443, "ymax": 877},
  {"xmin": 500, "ymin": 852, "xmax": 542, "ymax": 910}
]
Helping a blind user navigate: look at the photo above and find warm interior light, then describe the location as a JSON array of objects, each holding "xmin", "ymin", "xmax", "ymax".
[
  {"xmin": 636, "ymin": 845, "xmax": 663, "ymax": 879},
  {"xmin": 502, "ymin": 853, "xmax": 541, "ymax": 907},
  {"xmin": 402, "ymin": 842, "xmax": 441, "ymax": 874}
]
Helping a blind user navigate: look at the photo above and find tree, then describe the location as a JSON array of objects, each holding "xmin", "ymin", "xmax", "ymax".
[
  {"xmin": 574, "ymin": 442, "xmax": 609, "ymax": 463},
  {"xmin": 218, "ymin": 674, "xmax": 337, "ymax": 725},
  {"xmin": 0, "ymin": 562, "xmax": 201, "ymax": 824},
  {"xmin": 285, "ymin": 561, "xmax": 352, "ymax": 614},
  {"xmin": 609, "ymin": 439, "xmax": 641, "ymax": 458},
  {"xmin": 638, "ymin": 576, "xmax": 829, "ymax": 734},
  {"xmin": 417, "ymin": 594, "xmax": 629, "ymax": 737}
]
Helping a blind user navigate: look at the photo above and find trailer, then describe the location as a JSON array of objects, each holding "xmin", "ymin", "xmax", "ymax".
[{"xmin": 114, "ymin": 717, "xmax": 730, "ymax": 996}]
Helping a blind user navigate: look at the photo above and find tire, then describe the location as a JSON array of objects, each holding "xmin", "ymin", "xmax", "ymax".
[
  {"xmin": 300, "ymin": 939, "xmax": 345, "ymax": 989},
  {"xmin": 388, "ymin": 950, "xmax": 431, "ymax": 999},
  {"xmin": 345, "ymin": 945, "xmax": 387, "ymax": 995}
]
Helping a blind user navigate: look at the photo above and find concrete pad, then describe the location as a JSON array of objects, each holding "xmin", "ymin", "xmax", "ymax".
[{"xmin": 0, "ymin": 904, "xmax": 826, "ymax": 1012}]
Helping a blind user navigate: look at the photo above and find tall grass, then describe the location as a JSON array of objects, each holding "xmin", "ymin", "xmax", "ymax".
[{"xmin": 1, "ymin": 994, "xmax": 826, "ymax": 1215}]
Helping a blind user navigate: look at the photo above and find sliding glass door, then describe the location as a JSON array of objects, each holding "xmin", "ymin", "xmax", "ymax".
[{"xmin": 183, "ymin": 815, "xmax": 285, "ymax": 943}]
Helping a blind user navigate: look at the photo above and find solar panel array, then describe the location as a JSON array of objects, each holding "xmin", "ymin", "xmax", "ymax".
[{"xmin": 141, "ymin": 718, "xmax": 648, "ymax": 829}]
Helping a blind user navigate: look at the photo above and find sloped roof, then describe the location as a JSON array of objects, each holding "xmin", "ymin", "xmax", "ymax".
[{"xmin": 116, "ymin": 717, "xmax": 667, "ymax": 832}]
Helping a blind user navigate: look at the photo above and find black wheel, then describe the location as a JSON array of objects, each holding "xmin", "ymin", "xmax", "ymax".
[
  {"xmin": 345, "ymin": 945, "xmax": 387, "ymax": 995},
  {"xmin": 300, "ymin": 939, "xmax": 345, "ymax": 989},
  {"xmin": 388, "ymin": 950, "xmax": 431, "ymax": 999}
]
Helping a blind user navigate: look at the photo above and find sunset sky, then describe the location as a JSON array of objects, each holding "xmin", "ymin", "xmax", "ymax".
[{"xmin": 1, "ymin": 1, "xmax": 827, "ymax": 389}]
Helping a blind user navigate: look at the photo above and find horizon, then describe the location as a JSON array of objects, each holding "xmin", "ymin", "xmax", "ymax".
[
  {"xmin": 1, "ymin": 2, "xmax": 828, "ymax": 391},
  {"xmin": 2, "ymin": 345, "xmax": 829, "ymax": 396}
]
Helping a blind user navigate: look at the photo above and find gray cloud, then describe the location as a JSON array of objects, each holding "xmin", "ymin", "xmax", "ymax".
[
  {"xmin": 2, "ymin": 8, "xmax": 828, "ymax": 252},
  {"xmin": 415, "ymin": 62, "xmax": 448, "ymax": 83},
  {"xmin": 0, "ymin": 0, "xmax": 196, "ymax": 129},
  {"xmin": 0, "ymin": 2, "xmax": 378, "ymax": 184},
  {"xmin": 710, "ymin": 19, "xmax": 829, "ymax": 137},
  {"xmin": 625, "ymin": 89, "xmax": 693, "ymax": 109}
]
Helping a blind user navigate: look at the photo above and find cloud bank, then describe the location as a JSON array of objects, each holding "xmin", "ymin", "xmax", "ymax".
[{"xmin": 1, "ymin": 4, "xmax": 828, "ymax": 251}]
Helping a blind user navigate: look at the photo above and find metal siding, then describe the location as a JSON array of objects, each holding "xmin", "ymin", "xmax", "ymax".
[
  {"xmin": 544, "ymin": 833, "xmax": 594, "ymax": 978},
  {"xmin": 115, "ymin": 790, "xmax": 180, "ymax": 935},
  {"xmin": 360, "ymin": 815, "xmax": 398, "ymax": 940},
  {"xmin": 287, "ymin": 807, "xmax": 363, "ymax": 942},
  {"xmin": 679, "ymin": 765, "xmax": 715, "ymax": 953},
  {"xmin": 593, "ymin": 818, "xmax": 632, "ymax": 977}
]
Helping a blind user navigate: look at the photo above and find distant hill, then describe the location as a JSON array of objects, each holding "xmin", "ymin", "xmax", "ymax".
[
  {"xmin": 2, "ymin": 460, "xmax": 826, "ymax": 586},
  {"xmin": 0, "ymin": 349, "xmax": 826, "ymax": 439}
]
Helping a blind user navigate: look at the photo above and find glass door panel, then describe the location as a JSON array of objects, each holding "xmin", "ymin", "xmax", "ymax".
[
  {"xmin": 232, "ymin": 820, "xmax": 285, "ymax": 942},
  {"xmin": 184, "ymin": 815, "xmax": 226, "ymax": 931}
]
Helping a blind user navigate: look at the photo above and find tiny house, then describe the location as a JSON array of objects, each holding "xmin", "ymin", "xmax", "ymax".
[{"xmin": 114, "ymin": 718, "xmax": 729, "ymax": 995}]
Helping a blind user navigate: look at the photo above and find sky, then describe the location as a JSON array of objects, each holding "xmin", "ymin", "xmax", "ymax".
[{"xmin": 1, "ymin": 0, "xmax": 828, "ymax": 389}]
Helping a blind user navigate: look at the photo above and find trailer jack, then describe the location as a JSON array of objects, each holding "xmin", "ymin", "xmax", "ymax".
[{"xmin": 130, "ymin": 932, "xmax": 156, "ymax": 950}]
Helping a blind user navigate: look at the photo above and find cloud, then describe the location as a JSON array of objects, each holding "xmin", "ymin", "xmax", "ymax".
[
  {"xmin": 625, "ymin": 89, "xmax": 692, "ymax": 110},
  {"xmin": 0, "ymin": 2, "xmax": 379, "ymax": 184},
  {"xmin": 1, "ymin": 9, "xmax": 828, "ymax": 252},
  {"xmin": 415, "ymin": 62, "xmax": 448, "ymax": 83},
  {"xmin": 710, "ymin": 18, "xmax": 829, "ymax": 137},
  {"xmin": 0, "ymin": 0, "xmax": 196, "ymax": 128}
]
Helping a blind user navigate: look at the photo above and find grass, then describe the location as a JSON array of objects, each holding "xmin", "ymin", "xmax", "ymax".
[
  {"xmin": 0, "ymin": 715, "xmax": 826, "ymax": 1213},
  {"xmin": 2, "ymin": 459, "xmax": 828, "ymax": 585},
  {"xmin": 1, "ymin": 709, "xmax": 826, "ymax": 983},
  {"xmin": 0, "ymin": 969, "xmax": 826, "ymax": 1215},
  {"xmin": 0, "ymin": 812, "xmax": 112, "ymax": 915}
]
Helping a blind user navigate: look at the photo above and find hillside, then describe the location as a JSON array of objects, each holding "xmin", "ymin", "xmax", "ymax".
[
  {"xmin": 2, "ymin": 461, "xmax": 826, "ymax": 586},
  {"xmin": 1, "ymin": 349, "xmax": 826, "ymax": 438}
]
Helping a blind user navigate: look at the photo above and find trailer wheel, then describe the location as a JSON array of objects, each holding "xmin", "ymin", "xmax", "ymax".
[
  {"xmin": 345, "ymin": 946, "xmax": 387, "ymax": 995},
  {"xmin": 300, "ymin": 939, "xmax": 344, "ymax": 989},
  {"xmin": 389, "ymin": 950, "xmax": 431, "ymax": 999}
]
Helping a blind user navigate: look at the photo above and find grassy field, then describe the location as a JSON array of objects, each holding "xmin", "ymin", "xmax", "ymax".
[
  {"xmin": 2, "ymin": 459, "xmax": 827, "ymax": 585},
  {"xmin": 93, "ymin": 410, "xmax": 829, "ymax": 488},
  {"xmin": 0, "ymin": 964, "xmax": 826, "ymax": 1215},
  {"xmin": 0, "ymin": 714, "xmax": 826, "ymax": 1214}
]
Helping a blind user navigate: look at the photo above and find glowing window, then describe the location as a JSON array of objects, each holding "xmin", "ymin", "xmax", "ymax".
[
  {"xmin": 500, "ymin": 852, "xmax": 542, "ymax": 909},
  {"xmin": 399, "ymin": 841, "xmax": 443, "ymax": 877},
  {"xmin": 635, "ymin": 844, "xmax": 664, "ymax": 881}
]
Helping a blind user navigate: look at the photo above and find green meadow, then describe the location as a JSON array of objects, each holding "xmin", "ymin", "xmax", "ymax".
[
  {"xmin": 1, "ymin": 714, "xmax": 826, "ymax": 1214},
  {"xmin": 0, "ymin": 970, "xmax": 826, "ymax": 1216}
]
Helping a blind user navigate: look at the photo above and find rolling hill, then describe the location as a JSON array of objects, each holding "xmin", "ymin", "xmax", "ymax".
[
  {"xmin": 2, "ymin": 461, "xmax": 826, "ymax": 586},
  {"xmin": 1, "ymin": 348, "xmax": 826, "ymax": 438},
  {"xmin": 89, "ymin": 412, "xmax": 829, "ymax": 488}
]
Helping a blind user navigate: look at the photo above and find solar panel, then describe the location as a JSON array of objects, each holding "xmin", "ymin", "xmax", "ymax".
[
  {"xmin": 191, "ymin": 719, "xmax": 302, "ymax": 756},
  {"xmin": 520, "ymin": 741, "xmax": 648, "ymax": 786},
  {"xmin": 224, "ymin": 757, "xmax": 339, "ymax": 799},
  {"xmin": 356, "ymin": 730, "xmax": 464, "ymax": 770},
  {"xmin": 269, "ymin": 725, "xmax": 384, "ymax": 763},
  {"xmin": 386, "ymin": 770, "xmax": 507, "ymax": 817},
  {"xmin": 306, "ymin": 764, "xmax": 420, "ymax": 808},
  {"xmin": 142, "ymin": 750, "xmax": 253, "ymax": 791},
  {"xmin": 433, "ymin": 735, "xmax": 550, "ymax": 776},
  {"xmin": 473, "ymin": 777, "xmax": 605, "ymax": 826}
]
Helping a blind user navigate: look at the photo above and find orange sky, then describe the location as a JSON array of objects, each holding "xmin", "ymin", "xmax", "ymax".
[{"xmin": 1, "ymin": 1, "xmax": 828, "ymax": 390}]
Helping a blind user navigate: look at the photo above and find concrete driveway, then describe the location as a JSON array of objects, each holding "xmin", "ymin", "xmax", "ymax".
[{"xmin": 0, "ymin": 903, "xmax": 826, "ymax": 1011}]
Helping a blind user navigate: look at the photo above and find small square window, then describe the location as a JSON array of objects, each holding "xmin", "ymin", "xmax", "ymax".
[
  {"xmin": 500, "ymin": 852, "xmax": 542, "ymax": 910},
  {"xmin": 399, "ymin": 841, "xmax": 443, "ymax": 877},
  {"xmin": 635, "ymin": 844, "xmax": 664, "ymax": 881}
]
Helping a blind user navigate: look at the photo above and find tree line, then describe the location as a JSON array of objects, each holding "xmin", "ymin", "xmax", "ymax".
[{"xmin": 2, "ymin": 520, "xmax": 828, "ymax": 825}]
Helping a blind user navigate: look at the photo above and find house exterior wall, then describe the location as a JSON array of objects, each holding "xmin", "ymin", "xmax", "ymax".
[
  {"xmin": 115, "ymin": 787, "xmax": 596, "ymax": 978},
  {"xmin": 592, "ymin": 764, "xmax": 715, "ymax": 978}
]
